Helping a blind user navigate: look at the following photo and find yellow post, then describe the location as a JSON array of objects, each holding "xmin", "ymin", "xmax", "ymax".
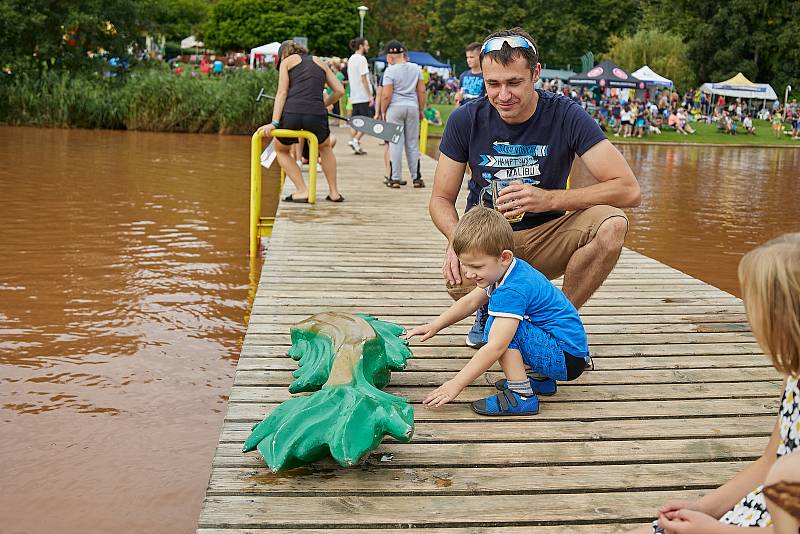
[
  {"xmin": 250, "ymin": 130, "xmax": 319, "ymax": 258},
  {"xmin": 419, "ymin": 118, "xmax": 429, "ymax": 156},
  {"xmin": 250, "ymin": 132, "xmax": 264, "ymax": 258}
]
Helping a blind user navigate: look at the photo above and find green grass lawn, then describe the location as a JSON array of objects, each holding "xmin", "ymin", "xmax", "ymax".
[{"xmin": 424, "ymin": 105, "xmax": 799, "ymax": 146}]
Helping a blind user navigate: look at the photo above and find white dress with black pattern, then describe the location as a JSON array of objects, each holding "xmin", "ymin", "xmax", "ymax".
[
  {"xmin": 719, "ymin": 376, "xmax": 799, "ymax": 527},
  {"xmin": 652, "ymin": 376, "xmax": 799, "ymax": 531}
]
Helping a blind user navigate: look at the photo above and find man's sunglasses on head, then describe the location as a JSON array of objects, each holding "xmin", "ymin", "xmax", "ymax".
[{"xmin": 481, "ymin": 35, "xmax": 537, "ymax": 56}]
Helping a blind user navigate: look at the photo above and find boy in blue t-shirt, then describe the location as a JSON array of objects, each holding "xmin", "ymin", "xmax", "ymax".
[{"xmin": 405, "ymin": 207, "xmax": 589, "ymax": 415}]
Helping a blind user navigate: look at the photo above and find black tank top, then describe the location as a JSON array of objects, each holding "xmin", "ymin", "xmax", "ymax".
[{"xmin": 283, "ymin": 55, "xmax": 327, "ymax": 116}]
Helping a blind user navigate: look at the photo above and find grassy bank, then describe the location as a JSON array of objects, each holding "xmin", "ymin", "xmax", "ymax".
[
  {"xmin": 0, "ymin": 66, "xmax": 277, "ymax": 135},
  {"xmin": 425, "ymin": 103, "xmax": 799, "ymax": 146}
]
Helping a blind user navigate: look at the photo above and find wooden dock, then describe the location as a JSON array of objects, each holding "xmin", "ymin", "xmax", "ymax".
[{"xmin": 197, "ymin": 132, "xmax": 780, "ymax": 533}]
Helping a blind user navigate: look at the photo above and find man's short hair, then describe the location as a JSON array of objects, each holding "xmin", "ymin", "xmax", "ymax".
[
  {"xmin": 465, "ymin": 42, "xmax": 481, "ymax": 54},
  {"xmin": 349, "ymin": 37, "xmax": 366, "ymax": 52},
  {"xmin": 479, "ymin": 27, "xmax": 539, "ymax": 74},
  {"xmin": 452, "ymin": 207, "xmax": 515, "ymax": 257}
]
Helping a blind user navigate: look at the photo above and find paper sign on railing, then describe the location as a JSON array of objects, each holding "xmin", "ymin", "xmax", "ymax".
[{"xmin": 260, "ymin": 142, "xmax": 276, "ymax": 168}]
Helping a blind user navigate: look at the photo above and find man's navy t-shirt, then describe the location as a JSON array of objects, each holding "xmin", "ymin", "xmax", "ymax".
[{"xmin": 439, "ymin": 90, "xmax": 606, "ymax": 230}]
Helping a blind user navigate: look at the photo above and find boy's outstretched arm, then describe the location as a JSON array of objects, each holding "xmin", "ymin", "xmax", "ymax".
[
  {"xmin": 405, "ymin": 287, "xmax": 488, "ymax": 342},
  {"xmin": 423, "ymin": 316, "xmax": 519, "ymax": 407}
]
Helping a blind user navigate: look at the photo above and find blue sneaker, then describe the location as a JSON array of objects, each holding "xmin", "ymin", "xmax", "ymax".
[
  {"xmin": 494, "ymin": 375, "xmax": 557, "ymax": 396},
  {"xmin": 471, "ymin": 389, "xmax": 539, "ymax": 416},
  {"xmin": 465, "ymin": 305, "xmax": 488, "ymax": 348}
]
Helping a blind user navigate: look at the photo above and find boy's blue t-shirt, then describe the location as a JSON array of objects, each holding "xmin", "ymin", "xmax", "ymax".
[
  {"xmin": 458, "ymin": 70, "xmax": 485, "ymax": 101},
  {"xmin": 485, "ymin": 258, "xmax": 589, "ymax": 358},
  {"xmin": 440, "ymin": 90, "xmax": 606, "ymax": 230}
]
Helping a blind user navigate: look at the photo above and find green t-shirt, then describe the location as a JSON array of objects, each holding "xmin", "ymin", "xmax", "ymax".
[{"xmin": 423, "ymin": 107, "xmax": 438, "ymax": 121}]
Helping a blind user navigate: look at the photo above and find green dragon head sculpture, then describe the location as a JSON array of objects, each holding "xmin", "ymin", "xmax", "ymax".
[{"xmin": 243, "ymin": 312, "xmax": 414, "ymax": 472}]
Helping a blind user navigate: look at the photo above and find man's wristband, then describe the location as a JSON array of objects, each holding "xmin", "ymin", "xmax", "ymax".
[{"xmin": 270, "ymin": 120, "xmax": 280, "ymax": 128}]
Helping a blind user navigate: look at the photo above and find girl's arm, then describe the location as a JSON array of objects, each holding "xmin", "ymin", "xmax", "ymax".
[
  {"xmin": 405, "ymin": 287, "xmax": 488, "ymax": 341},
  {"xmin": 662, "ymin": 401, "xmax": 783, "ymax": 520}
]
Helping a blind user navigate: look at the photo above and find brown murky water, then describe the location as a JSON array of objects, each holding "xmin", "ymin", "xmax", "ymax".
[
  {"xmin": 572, "ymin": 144, "xmax": 800, "ymax": 296},
  {"xmin": 1, "ymin": 127, "xmax": 798, "ymax": 533},
  {"xmin": 0, "ymin": 127, "xmax": 255, "ymax": 533}
]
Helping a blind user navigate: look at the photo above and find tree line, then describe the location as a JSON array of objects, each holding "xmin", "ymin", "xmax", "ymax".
[{"xmin": 1, "ymin": 0, "xmax": 797, "ymax": 91}]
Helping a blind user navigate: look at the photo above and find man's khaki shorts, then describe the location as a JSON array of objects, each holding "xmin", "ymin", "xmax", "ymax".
[{"xmin": 446, "ymin": 205, "xmax": 628, "ymax": 300}]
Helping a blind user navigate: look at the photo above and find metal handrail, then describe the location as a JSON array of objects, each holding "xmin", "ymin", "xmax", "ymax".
[{"xmin": 250, "ymin": 129, "xmax": 319, "ymax": 257}]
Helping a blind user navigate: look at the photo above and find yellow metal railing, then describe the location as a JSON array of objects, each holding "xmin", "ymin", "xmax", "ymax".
[
  {"xmin": 250, "ymin": 129, "xmax": 319, "ymax": 257},
  {"xmin": 419, "ymin": 118, "xmax": 429, "ymax": 156}
]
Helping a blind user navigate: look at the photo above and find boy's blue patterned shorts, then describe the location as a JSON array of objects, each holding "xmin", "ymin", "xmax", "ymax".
[{"xmin": 485, "ymin": 318, "xmax": 573, "ymax": 381}]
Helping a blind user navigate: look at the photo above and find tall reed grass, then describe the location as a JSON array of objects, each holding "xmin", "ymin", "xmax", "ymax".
[{"xmin": 0, "ymin": 66, "xmax": 277, "ymax": 134}]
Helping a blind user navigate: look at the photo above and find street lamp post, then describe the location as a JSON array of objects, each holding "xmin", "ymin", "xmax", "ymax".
[
  {"xmin": 357, "ymin": 5, "xmax": 368, "ymax": 38},
  {"xmin": 785, "ymin": 85, "xmax": 792, "ymax": 112}
]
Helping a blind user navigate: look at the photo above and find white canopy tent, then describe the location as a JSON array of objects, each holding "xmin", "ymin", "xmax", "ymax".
[
  {"xmin": 249, "ymin": 42, "xmax": 281, "ymax": 68},
  {"xmin": 632, "ymin": 65, "xmax": 673, "ymax": 88},
  {"xmin": 699, "ymin": 72, "xmax": 778, "ymax": 100},
  {"xmin": 180, "ymin": 35, "xmax": 204, "ymax": 49}
]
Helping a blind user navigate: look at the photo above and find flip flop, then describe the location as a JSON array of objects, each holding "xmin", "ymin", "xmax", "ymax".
[
  {"xmin": 283, "ymin": 193, "xmax": 309, "ymax": 203},
  {"xmin": 325, "ymin": 195, "xmax": 345, "ymax": 202}
]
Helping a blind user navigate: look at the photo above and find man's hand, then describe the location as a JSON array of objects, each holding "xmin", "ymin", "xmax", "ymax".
[
  {"xmin": 442, "ymin": 245, "xmax": 461, "ymax": 285},
  {"xmin": 496, "ymin": 183, "xmax": 553, "ymax": 218},
  {"xmin": 657, "ymin": 509, "xmax": 721, "ymax": 534},
  {"xmin": 423, "ymin": 379, "xmax": 465, "ymax": 407},
  {"xmin": 404, "ymin": 323, "xmax": 437, "ymax": 342}
]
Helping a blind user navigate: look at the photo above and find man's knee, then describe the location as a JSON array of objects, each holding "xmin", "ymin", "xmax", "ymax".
[{"xmin": 591, "ymin": 215, "xmax": 628, "ymax": 253}]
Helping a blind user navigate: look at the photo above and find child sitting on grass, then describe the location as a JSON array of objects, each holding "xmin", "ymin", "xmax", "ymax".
[
  {"xmin": 628, "ymin": 233, "xmax": 800, "ymax": 533},
  {"xmin": 404, "ymin": 207, "xmax": 590, "ymax": 416}
]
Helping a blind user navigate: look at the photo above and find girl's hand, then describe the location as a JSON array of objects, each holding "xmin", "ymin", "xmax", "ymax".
[
  {"xmin": 404, "ymin": 323, "xmax": 437, "ymax": 341},
  {"xmin": 257, "ymin": 123, "xmax": 276, "ymax": 137},
  {"xmin": 423, "ymin": 379, "xmax": 464, "ymax": 407},
  {"xmin": 658, "ymin": 500, "xmax": 701, "ymax": 520},
  {"xmin": 658, "ymin": 509, "xmax": 720, "ymax": 534}
]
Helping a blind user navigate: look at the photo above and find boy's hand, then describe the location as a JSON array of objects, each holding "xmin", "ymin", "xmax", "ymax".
[
  {"xmin": 657, "ymin": 509, "xmax": 720, "ymax": 534},
  {"xmin": 422, "ymin": 379, "xmax": 464, "ymax": 407},
  {"xmin": 404, "ymin": 323, "xmax": 437, "ymax": 341}
]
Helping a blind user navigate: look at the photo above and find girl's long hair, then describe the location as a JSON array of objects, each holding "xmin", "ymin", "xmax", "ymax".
[{"xmin": 738, "ymin": 233, "xmax": 800, "ymax": 376}]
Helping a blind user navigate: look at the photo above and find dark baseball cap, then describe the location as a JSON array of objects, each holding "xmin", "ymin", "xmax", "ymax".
[{"xmin": 384, "ymin": 40, "xmax": 406, "ymax": 54}]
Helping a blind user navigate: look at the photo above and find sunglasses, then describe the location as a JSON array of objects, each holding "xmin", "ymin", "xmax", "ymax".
[{"xmin": 481, "ymin": 35, "xmax": 537, "ymax": 56}]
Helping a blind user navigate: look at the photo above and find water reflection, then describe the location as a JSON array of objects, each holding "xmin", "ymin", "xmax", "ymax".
[
  {"xmin": 0, "ymin": 126, "xmax": 252, "ymax": 533},
  {"xmin": 574, "ymin": 144, "xmax": 800, "ymax": 296}
]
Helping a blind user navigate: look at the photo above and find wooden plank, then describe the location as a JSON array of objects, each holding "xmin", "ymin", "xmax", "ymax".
[
  {"xmin": 232, "ymin": 367, "xmax": 779, "ymax": 387},
  {"xmin": 196, "ymin": 490, "xmax": 705, "ymax": 528},
  {"xmin": 206, "ymin": 461, "xmax": 747, "ymax": 496},
  {"xmin": 228, "ymin": 381, "xmax": 780, "ymax": 404},
  {"xmin": 234, "ymin": 354, "xmax": 770, "ymax": 371},
  {"xmin": 223, "ymin": 397, "xmax": 780, "ymax": 422},
  {"xmin": 214, "ymin": 436, "xmax": 768, "ymax": 469},
  {"xmin": 218, "ymin": 416, "xmax": 774, "ymax": 444}
]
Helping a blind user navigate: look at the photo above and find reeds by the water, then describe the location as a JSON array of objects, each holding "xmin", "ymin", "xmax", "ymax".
[{"xmin": 0, "ymin": 65, "xmax": 278, "ymax": 135}]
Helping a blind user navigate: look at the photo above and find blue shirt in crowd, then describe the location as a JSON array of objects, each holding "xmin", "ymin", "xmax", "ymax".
[
  {"xmin": 439, "ymin": 90, "xmax": 606, "ymax": 230},
  {"xmin": 485, "ymin": 258, "xmax": 589, "ymax": 357},
  {"xmin": 458, "ymin": 70, "xmax": 485, "ymax": 102}
]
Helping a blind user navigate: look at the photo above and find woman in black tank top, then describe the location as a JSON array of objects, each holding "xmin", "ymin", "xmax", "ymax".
[{"xmin": 257, "ymin": 40, "xmax": 345, "ymax": 202}]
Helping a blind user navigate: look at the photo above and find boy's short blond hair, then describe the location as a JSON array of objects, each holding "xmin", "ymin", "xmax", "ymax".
[
  {"xmin": 738, "ymin": 233, "xmax": 800, "ymax": 376},
  {"xmin": 452, "ymin": 207, "xmax": 515, "ymax": 257}
]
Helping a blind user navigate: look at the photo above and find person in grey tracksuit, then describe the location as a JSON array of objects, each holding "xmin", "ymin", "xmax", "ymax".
[{"xmin": 379, "ymin": 39, "xmax": 426, "ymax": 188}]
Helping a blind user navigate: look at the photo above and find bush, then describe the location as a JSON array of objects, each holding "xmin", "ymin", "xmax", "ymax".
[{"xmin": 0, "ymin": 65, "xmax": 278, "ymax": 134}]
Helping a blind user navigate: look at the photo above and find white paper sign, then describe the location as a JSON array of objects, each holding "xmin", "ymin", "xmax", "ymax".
[{"xmin": 260, "ymin": 142, "xmax": 276, "ymax": 168}]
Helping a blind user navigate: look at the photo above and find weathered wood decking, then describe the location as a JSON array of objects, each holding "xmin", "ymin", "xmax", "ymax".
[{"xmin": 197, "ymin": 133, "xmax": 779, "ymax": 533}]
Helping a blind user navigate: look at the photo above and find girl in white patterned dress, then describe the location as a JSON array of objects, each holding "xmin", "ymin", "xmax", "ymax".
[{"xmin": 628, "ymin": 233, "xmax": 800, "ymax": 534}]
